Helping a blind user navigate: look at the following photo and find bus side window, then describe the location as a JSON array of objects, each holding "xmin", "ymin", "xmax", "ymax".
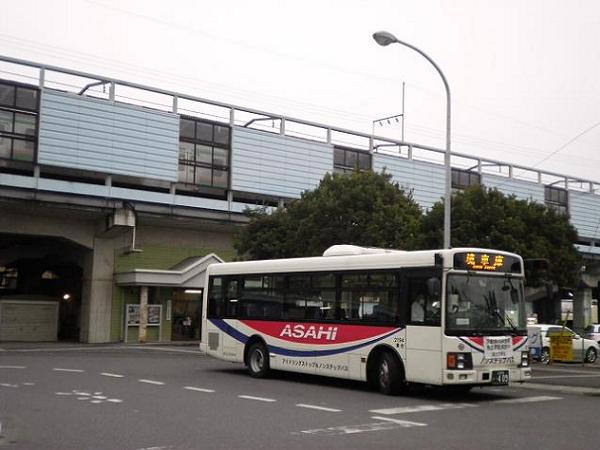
[
  {"xmin": 224, "ymin": 278, "xmax": 239, "ymax": 318},
  {"xmin": 208, "ymin": 277, "xmax": 222, "ymax": 318},
  {"xmin": 408, "ymin": 277, "xmax": 441, "ymax": 326}
]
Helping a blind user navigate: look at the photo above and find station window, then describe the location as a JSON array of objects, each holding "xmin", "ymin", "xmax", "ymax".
[
  {"xmin": 451, "ymin": 168, "xmax": 480, "ymax": 189},
  {"xmin": 178, "ymin": 117, "xmax": 230, "ymax": 189},
  {"xmin": 334, "ymin": 146, "xmax": 371, "ymax": 174},
  {"xmin": 544, "ymin": 186, "xmax": 568, "ymax": 215},
  {"xmin": 0, "ymin": 81, "xmax": 39, "ymax": 163}
]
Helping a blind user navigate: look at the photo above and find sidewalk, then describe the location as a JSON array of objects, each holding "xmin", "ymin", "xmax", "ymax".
[
  {"xmin": 0, "ymin": 340, "xmax": 201, "ymax": 351},
  {"xmin": 516, "ymin": 361, "xmax": 600, "ymax": 395}
]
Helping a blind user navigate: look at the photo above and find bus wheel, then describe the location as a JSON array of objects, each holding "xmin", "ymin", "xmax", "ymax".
[
  {"xmin": 247, "ymin": 342, "xmax": 270, "ymax": 378},
  {"xmin": 377, "ymin": 352, "xmax": 404, "ymax": 395}
]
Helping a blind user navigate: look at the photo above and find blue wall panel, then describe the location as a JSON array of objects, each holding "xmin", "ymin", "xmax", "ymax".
[
  {"xmin": 38, "ymin": 90, "xmax": 179, "ymax": 181},
  {"xmin": 231, "ymin": 127, "xmax": 333, "ymax": 198},
  {"xmin": 373, "ymin": 154, "xmax": 445, "ymax": 210},
  {"xmin": 569, "ymin": 191, "xmax": 600, "ymax": 240},
  {"xmin": 482, "ymin": 174, "xmax": 545, "ymax": 203}
]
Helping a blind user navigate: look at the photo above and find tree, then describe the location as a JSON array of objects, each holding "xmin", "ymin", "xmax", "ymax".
[
  {"xmin": 234, "ymin": 171, "xmax": 423, "ymax": 259},
  {"xmin": 421, "ymin": 185, "xmax": 581, "ymax": 287}
]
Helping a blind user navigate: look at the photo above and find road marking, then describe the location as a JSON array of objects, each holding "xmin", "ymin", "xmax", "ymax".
[
  {"xmin": 0, "ymin": 365, "xmax": 26, "ymax": 369},
  {"xmin": 138, "ymin": 379, "xmax": 165, "ymax": 385},
  {"xmin": 293, "ymin": 418, "xmax": 427, "ymax": 436},
  {"xmin": 53, "ymin": 368, "xmax": 84, "ymax": 373},
  {"xmin": 370, "ymin": 403, "xmax": 476, "ymax": 415},
  {"xmin": 492, "ymin": 395, "xmax": 561, "ymax": 404},
  {"xmin": 107, "ymin": 398, "xmax": 123, "ymax": 403},
  {"xmin": 238, "ymin": 395, "xmax": 276, "ymax": 402},
  {"xmin": 184, "ymin": 386, "xmax": 215, "ymax": 393},
  {"xmin": 101, "ymin": 372, "xmax": 125, "ymax": 378},
  {"xmin": 371, "ymin": 416, "xmax": 428, "ymax": 427},
  {"xmin": 0, "ymin": 383, "xmax": 19, "ymax": 388},
  {"xmin": 296, "ymin": 403, "xmax": 341, "ymax": 412}
]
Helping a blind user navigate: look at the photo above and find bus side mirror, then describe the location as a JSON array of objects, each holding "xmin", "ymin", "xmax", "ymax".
[{"xmin": 427, "ymin": 277, "xmax": 441, "ymax": 298}]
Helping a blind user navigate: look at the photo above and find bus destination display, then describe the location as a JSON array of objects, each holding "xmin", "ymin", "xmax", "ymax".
[{"xmin": 453, "ymin": 252, "xmax": 521, "ymax": 273}]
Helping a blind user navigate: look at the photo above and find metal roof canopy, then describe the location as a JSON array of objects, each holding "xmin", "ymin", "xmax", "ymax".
[{"xmin": 115, "ymin": 253, "xmax": 224, "ymax": 288}]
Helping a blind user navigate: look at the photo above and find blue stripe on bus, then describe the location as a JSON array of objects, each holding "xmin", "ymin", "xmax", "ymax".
[{"xmin": 209, "ymin": 319, "xmax": 402, "ymax": 357}]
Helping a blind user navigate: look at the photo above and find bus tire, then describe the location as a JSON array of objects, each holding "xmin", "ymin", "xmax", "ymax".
[
  {"xmin": 247, "ymin": 342, "xmax": 270, "ymax": 378},
  {"xmin": 377, "ymin": 352, "xmax": 404, "ymax": 395}
]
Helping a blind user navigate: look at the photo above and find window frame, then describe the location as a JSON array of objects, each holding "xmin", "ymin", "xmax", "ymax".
[
  {"xmin": 333, "ymin": 146, "xmax": 372, "ymax": 174},
  {"xmin": 451, "ymin": 168, "xmax": 480, "ymax": 190},
  {"xmin": 0, "ymin": 80, "xmax": 40, "ymax": 164},
  {"xmin": 544, "ymin": 185, "xmax": 568, "ymax": 215},
  {"xmin": 178, "ymin": 116, "xmax": 231, "ymax": 189}
]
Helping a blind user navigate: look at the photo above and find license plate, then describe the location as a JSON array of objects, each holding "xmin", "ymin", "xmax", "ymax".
[{"xmin": 491, "ymin": 370, "xmax": 510, "ymax": 385}]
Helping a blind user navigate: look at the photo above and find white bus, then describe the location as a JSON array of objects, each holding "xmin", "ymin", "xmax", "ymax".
[{"xmin": 201, "ymin": 245, "xmax": 531, "ymax": 394}]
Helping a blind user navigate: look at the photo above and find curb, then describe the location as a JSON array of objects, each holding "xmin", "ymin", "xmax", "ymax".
[{"xmin": 512, "ymin": 382, "xmax": 600, "ymax": 396}]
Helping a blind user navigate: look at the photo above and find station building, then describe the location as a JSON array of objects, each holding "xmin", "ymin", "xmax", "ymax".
[{"xmin": 0, "ymin": 55, "xmax": 599, "ymax": 343}]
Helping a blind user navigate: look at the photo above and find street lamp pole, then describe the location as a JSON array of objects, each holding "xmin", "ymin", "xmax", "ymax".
[{"xmin": 373, "ymin": 31, "xmax": 452, "ymax": 249}]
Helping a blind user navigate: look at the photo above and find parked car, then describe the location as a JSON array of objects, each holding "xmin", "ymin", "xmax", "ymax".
[
  {"xmin": 527, "ymin": 324, "xmax": 599, "ymax": 364},
  {"xmin": 584, "ymin": 324, "xmax": 600, "ymax": 344}
]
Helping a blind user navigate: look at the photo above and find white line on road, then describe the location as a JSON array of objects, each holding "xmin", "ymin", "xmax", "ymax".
[
  {"xmin": 370, "ymin": 403, "xmax": 476, "ymax": 415},
  {"xmin": 492, "ymin": 395, "xmax": 562, "ymax": 404},
  {"xmin": 53, "ymin": 368, "xmax": 84, "ymax": 373},
  {"xmin": 0, "ymin": 365, "xmax": 26, "ymax": 369},
  {"xmin": 296, "ymin": 403, "xmax": 341, "ymax": 412},
  {"xmin": 101, "ymin": 372, "xmax": 125, "ymax": 378},
  {"xmin": 371, "ymin": 416, "xmax": 428, "ymax": 427},
  {"xmin": 184, "ymin": 386, "xmax": 215, "ymax": 393},
  {"xmin": 138, "ymin": 379, "xmax": 165, "ymax": 385},
  {"xmin": 293, "ymin": 418, "xmax": 427, "ymax": 436},
  {"xmin": 238, "ymin": 395, "xmax": 276, "ymax": 402}
]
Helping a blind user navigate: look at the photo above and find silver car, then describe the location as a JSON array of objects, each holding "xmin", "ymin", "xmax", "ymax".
[
  {"xmin": 584, "ymin": 324, "xmax": 600, "ymax": 344},
  {"xmin": 528, "ymin": 324, "xmax": 599, "ymax": 364}
]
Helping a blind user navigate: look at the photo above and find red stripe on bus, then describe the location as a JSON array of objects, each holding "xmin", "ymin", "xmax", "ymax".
[{"xmin": 240, "ymin": 320, "xmax": 398, "ymax": 345}]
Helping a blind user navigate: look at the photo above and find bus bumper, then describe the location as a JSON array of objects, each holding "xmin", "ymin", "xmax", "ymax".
[{"xmin": 442, "ymin": 367, "xmax": 532, "ymax": 385}]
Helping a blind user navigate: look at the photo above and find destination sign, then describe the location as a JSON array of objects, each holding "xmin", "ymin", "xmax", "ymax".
[{"xmin": 453, "ymin": 252, "xmax": 521, "ymax": 273}]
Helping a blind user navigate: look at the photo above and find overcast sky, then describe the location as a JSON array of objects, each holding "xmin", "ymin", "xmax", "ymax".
[{"xmin": 1, "ymin": 0, "xmax": 599, "ymax": 183}]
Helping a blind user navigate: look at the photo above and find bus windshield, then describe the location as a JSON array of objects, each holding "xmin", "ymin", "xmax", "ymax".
[{"xmin": 445, "ymin": 274, "xmax": 526, "ymax": 336}]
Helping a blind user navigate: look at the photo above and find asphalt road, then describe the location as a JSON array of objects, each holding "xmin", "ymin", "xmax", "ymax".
[{"xmin": 1, "ymin": 345, "xmax": 599, "ymax": 450}]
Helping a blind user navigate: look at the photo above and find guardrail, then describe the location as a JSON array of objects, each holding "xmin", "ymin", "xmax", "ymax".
[{"xmin": 0, "ymin": 54, "xmax": 598, "ymax": 195}]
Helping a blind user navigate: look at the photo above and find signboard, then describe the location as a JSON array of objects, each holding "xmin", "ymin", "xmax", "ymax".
[
  {"xmin": 548, "ymin": 330, "xmax": 573, "ymax": 362},
  {"xmin": 126, "ymin": 304, "xmax": 161, "ymax": 326},
  {"xmin": 484, "ymin": 336, "xmax": 512, "ymax": 360},
  {"xmin": 528, "ymin": 327, "xmax": 542, "ymax": 359}
]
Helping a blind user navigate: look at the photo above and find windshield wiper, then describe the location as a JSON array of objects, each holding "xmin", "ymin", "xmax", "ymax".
[{"xmin": 489, "ymin": 307, "xmax": 519, "ymax": 336}]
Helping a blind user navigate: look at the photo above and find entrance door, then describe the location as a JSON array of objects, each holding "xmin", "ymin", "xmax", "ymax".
[{"xmin": 171, "ymin": 290, "xmax": 202, "ymax": 341}]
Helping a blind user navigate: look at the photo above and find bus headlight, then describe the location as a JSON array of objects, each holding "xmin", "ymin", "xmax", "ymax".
[
  {"xmin": 447, "ymin": 352, "xmax": 473, "ymax": 370},
  {"xmin": 520, "ymin": 351, "xmax": 530, "ymax": 367}
]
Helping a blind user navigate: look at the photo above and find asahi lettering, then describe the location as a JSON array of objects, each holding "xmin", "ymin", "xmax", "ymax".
[{"xmin": 280, "ymin": 324, "xmax": 338, "ymax": 341}]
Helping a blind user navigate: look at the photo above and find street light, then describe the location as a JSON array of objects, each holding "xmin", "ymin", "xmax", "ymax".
[{"xmin": 373, "ymin": 31, "xmax": 452, "ymax": 249}]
